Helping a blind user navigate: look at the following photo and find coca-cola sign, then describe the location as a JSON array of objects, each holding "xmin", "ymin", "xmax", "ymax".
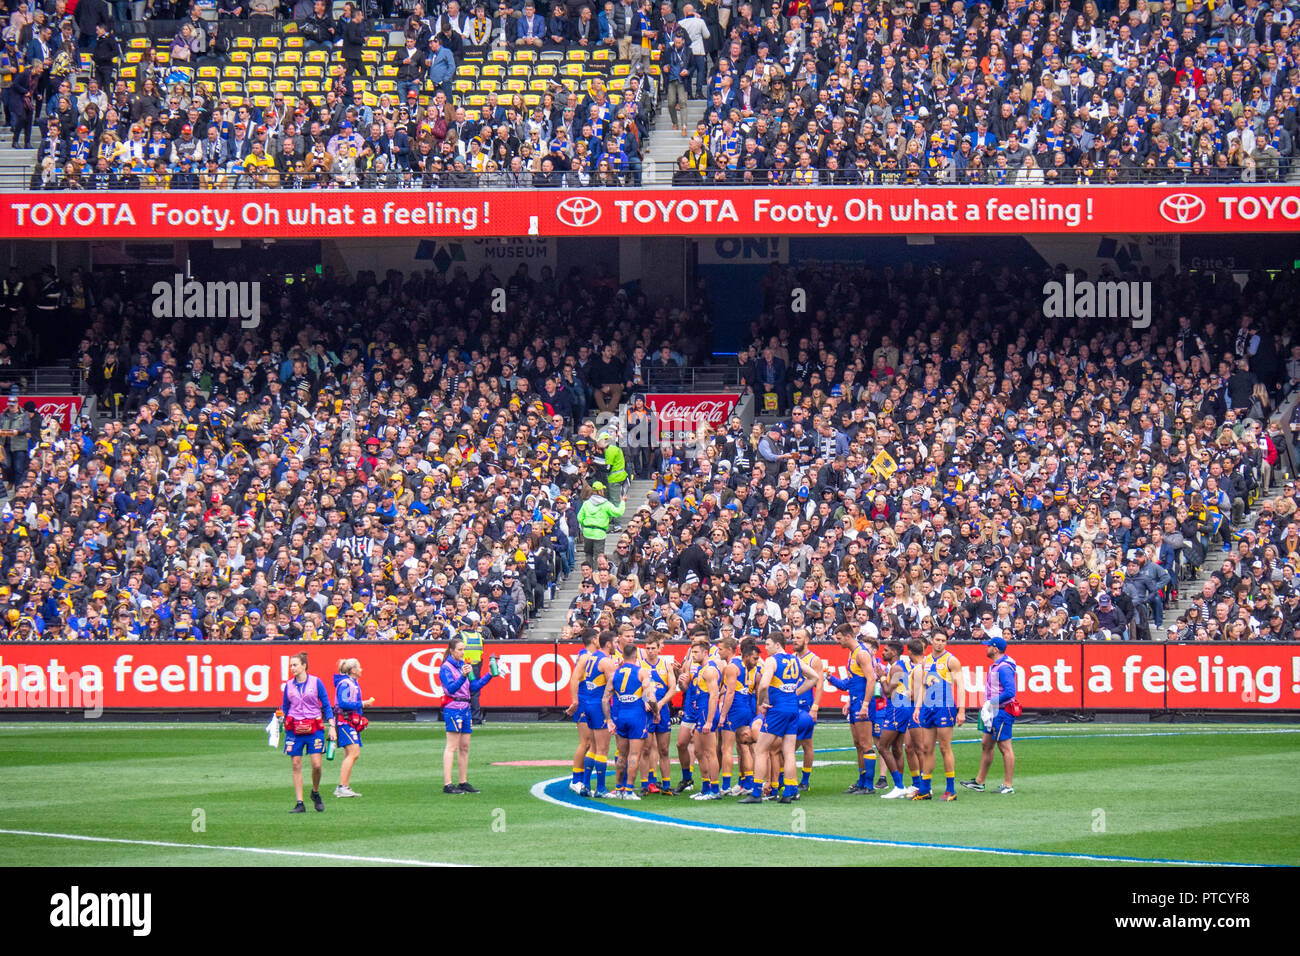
[
  {"xmin": 0, "ymin": 396, "xmax": 84, "ymax": 431},
  {"xmin": 645, "ymin": 393, "xmax": 740, "ymax": 444}
]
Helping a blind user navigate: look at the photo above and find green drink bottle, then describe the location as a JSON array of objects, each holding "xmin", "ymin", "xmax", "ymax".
[{"xmin": 326, "ymin": 737, "xmax": 336, "ymax": 760}]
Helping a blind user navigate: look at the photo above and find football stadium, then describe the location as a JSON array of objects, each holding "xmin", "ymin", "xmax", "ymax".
[{"xmin": 0, "ymin": 0, "xmax": 1298, "ymax": 894}]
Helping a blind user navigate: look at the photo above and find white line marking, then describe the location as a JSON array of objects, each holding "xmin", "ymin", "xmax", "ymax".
[
  {"xmin": 528, "ymin": 779, "xmax": 1264, "ymax": 866},
  {"xmin": 0, "ymin": 828, "xmax": 466, "ymax": 867}
]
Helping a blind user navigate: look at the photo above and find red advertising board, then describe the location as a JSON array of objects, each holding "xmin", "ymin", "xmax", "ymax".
[
  {"xmin": 0, "ymin": 642, "xmax": 564, "ymax": 710},
  {"xmin": 1, "ymin": 641, "xmax": 1296, "ymax": 711},
  {"xmin": 1073, "ymin": 644, "xmax": 1168, "ymax": 709},
  {"xmin": 644, "ymin": 392, "xmax": 741, "ymax": 445},
  {"xmin": 3, "ymin": 187, "xmax": 1300, "ymax": 240},
  {"xmin": 1164, "ymin": 644, "xmax": 1300, "ymax": 709},
  {"xmin": 0, "ymin": 395, "xmax": 83, "ymax": 431}
]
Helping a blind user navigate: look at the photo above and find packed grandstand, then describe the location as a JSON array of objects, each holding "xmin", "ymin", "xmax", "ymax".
[
  {"xmin": 0, "ymin": 257, "xmax": 1297, "ymax": 647},
  {"xmin": 3, "ymin": 0, "xmax": 1299, "ymax": 188}
]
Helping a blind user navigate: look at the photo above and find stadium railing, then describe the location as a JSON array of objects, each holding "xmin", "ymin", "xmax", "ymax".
[
  {"xmin": 645, "ymin": 365, "xmax": 741, "ymax": 391},
  {"xmin": 13, "ymin": 164, "xmax": 1275, "ymax": 191},
  {"xmin": 0, "ymin": 367, "xmax": 88, "ymax": 396}
]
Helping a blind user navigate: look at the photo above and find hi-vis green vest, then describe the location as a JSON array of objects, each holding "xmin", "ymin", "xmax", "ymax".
[
  {"xmin": 462, "ymin": 629, "xmax": 484, "ymax": 664},
  {"xmin": 577, "ymin": 495, "xmax": 626, "ymax": 542},
  {"xmin": 605, "ymin": 444, "xmax": 628, "ymax": 484}
]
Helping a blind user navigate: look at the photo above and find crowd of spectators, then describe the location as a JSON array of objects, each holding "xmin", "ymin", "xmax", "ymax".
[
  {"xmin": 1, "ymin": 255, "xmax": 1298, "ymax": 646},
  {"xmin": 6, "ymin": 0, "xmax": 1300, "ymax": 188},
  {"xmin": 561, "ymin": 259, "xmax": 1300, "ymax": 645},
  {"xmin": 0, "ymin": 257, "xmax": 713, "ymax": 641},
  {"xmin": 4, "ymin": 0, "xmax": 662, "ymax": 188},
  {"xmin": 668, "ymin": 0, "xmax": 1300, "ymax": 184}
]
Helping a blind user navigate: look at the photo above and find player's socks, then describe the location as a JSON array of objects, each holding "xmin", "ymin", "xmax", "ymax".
[
  {"xmin": 800, "ymin": 769, "xmax": 811, "ymax": 788},
  {"xmin": 572, "ymin": 764, "xmax": 584, "ymax": 786},
  {"xmin": 911, "ymin": 775, "xmax": 921, "ymax": 789},
  {"xmin": 680, "ymin": 766, "xmax": 694, "ymax": 785},
  {"xmin": 776, "ymin": 772, "xmax": 785, "ymax": 789},
  {"xmin": 856, "ymin": 768, "xmax": 868, "ymax": 788},
  {"xmin": 721, "ymin": 774, "xmax": 731, "ymax": 791},
  {"xmin": 865, "ymin": 753, "xmax": 877, "ymax": 786},
  {"xmin": 891, "ymin": 771, "xmax": 904, "ymax": 789},
  {"xmin": 583, "ymin": 752, "xmax": 596, "ymax": 789},
  {"xmin": 945, "ymin": 773, "xmax": 955, "ymax": 795},
  {"xmin": 594, "ymin": 754, "xmax": 608, "ymax": 792},
  {"xmin": 921, "ymin": 772, "xmax": 932, "ymax": 795},
  {"xmin": 783, "ymin": 783, "xmax": 798, "ymax": 799},
  {"xmin": 752, "ymin": 777, "xmax": 764, "ymax": 797},
  {"xmin": 647, "ymin": 771, "xmax": 659, "ymax": 788}
]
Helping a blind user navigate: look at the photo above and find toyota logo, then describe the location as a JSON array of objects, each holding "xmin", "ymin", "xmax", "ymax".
[
  {"xmin": 1159, "ymin": 193, "xmax": 1205, "ymax": 225},
  {"xmin": 401, "ymin": 648, "xmax": 447, "ymax": 699},
  {"xmin": 556, "ymin": 196, "xmax": 602, "ymax": 228}
]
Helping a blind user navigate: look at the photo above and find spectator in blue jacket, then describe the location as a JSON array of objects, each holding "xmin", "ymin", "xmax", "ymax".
[{"xmin": 426, "ymin": 34, "xmax": 455, "ymax": 97}]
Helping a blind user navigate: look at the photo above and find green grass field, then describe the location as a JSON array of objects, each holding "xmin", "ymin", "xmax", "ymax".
[{"xmin": 1, "ymin": 721, "xmax": 1297, "ymax": 867}]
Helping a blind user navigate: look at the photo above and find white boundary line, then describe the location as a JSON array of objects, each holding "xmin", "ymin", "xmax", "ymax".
[
  {"xmin": 527, "ymin": 778, "xmax": 1269, "ymax": 867},
  {"xmin": 0, "ymin": 828, "xmax": 466, "ymax": 867}
]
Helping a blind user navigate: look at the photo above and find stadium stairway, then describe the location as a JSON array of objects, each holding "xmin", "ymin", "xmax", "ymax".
[
  {"xmin": 526, "ymin": 476, "xmax": 657, "ymax": 641},
  {"xmin": 1163, "ymin": 483, "xmax": 1280, "ymax": 626},
  {"xmin": 645, "ymin": 98, "xmax": 706, "ymax": 186},
  {"xmin": 0, "ymin": 142, "xmax": 37, "ymax": 189}
]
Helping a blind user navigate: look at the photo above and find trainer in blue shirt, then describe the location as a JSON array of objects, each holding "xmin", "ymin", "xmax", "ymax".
[{"xmin": 962, "ymin": 636, "xmax": 1019, "ymax": 795}]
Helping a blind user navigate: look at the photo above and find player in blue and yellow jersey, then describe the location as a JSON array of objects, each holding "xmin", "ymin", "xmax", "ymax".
[
  {"xmin": 688, "ymin": 638, "xmax": 725, "ymax": 800},
  {"xmin": 564, "ymin": 628, "xmax": 618, "ymax": 796},
  {"xmin": 609, "ymin": 624, "xmax": 641, "ymax": 790},
  {"xmin": 603, "ymin": 642, "xmax": 660, "ymax": 800},
  {"xmin": 636, "ymin": 632, "xmax": 678, "ymax": 796},
  {"xmin": 674, "ymin": 639, "xmax": 701, "ymax": 794},
  {"xmin": 722, "ymin": 639, "xmax": 759, "ymax": 796},
  {"xmin": 826, "ymin": 624, "xmax": 878, "ymax": 794},
  {"xmin": 878, "ymin": 639, "xmax": 920, "ymax": 799},
  {"xmin": 867, "ymin": 636, "xmax": 891, "ymax": 788},
  {"xmin": 790, "ymin": 627, "xmax": 825, "ymax": 791},
  {"xmin": 739, "ymin": 634, "xmax": 820, "ymax": 805},
  {"xmin": 912, "ymin": 631, "xmax": 967, "ymax": 801},
  {"xmin": 713, "ymin": 635, "xmax": 741, "ymax": 796},
  {"xmin": 564, "ymin": 628, "xmax": 601, "ymax": 793}
]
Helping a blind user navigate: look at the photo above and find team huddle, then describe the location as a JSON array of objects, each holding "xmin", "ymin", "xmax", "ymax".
[{"xmin": 565, "ymin": 625, "xmax": 1021, "ymax": 803}]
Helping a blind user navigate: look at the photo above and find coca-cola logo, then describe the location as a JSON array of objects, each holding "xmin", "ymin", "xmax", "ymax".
[
  {"xmin": 0, "ymin": 396, "xmax": 81, "ymax": 428},
  {"xmin": 653, "ymin": 400, "xmax": 733, "ymax": 424}
]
